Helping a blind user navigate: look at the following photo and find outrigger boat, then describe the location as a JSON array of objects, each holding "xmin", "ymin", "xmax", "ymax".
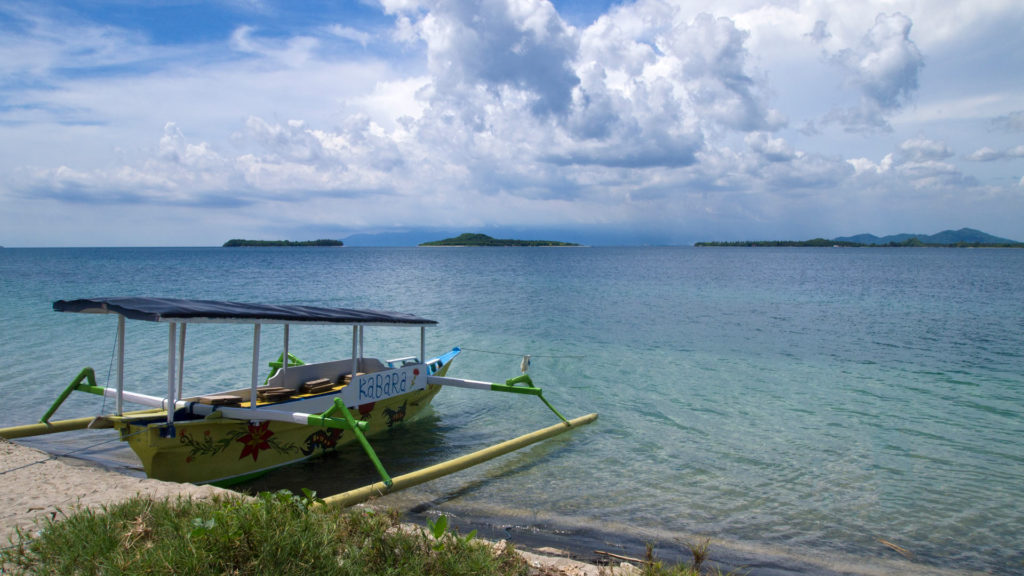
[{"xmin": 1, "ymin": 298, "xmax": 596, "ymax": 498}]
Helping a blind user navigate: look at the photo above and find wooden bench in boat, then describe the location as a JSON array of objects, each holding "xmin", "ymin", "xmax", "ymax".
[{"xmin": 265, "ymin": 358, "xmax": 387, "ymax": 394}]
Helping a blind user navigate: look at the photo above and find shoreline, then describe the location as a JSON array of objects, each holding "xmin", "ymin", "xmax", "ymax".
[
  {"xmin": 0, "ymin": 439, "xmax": 607, "ymax": 575},
  {"xmin": 0, "ymin": 439, "xmax": 977, "ymax": 576}
]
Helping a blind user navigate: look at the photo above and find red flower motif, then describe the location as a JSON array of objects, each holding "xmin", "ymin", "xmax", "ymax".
[{"xmin": 237, "ymin": 421, "xmax": 274, "ymax": 461}]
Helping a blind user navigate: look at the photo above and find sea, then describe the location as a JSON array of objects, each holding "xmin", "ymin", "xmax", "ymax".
[{"xmin": 0, "ymin": 246, "xmax": 1021, "ymax": 575}]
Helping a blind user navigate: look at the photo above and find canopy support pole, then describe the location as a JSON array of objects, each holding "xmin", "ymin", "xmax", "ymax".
[
  {"xmin": 116, "ymin": 315, "xmax": 125, "ymax": 416},
  {"xmin": 250, "ymin": 324, "xmax": 261, "ymax": 412},
  {"xmin": 177, "ymin": 324, "xmax": 186, "ymax": 398},
  {"xmin": 282, "ymin": 324, "xmax": 289, "ymax": 376},
  {"xmin": 163, "ymin": 323, "xmax": 177, "ymax": 437},
  {"xmin": 351, "ymin": 326, "xmax": 358, "ymax": 376}
]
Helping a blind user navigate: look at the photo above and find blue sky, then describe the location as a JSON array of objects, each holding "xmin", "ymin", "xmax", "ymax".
[{"xmin": 2, "ymin": 0, "xmax": 1023, "ymax": 246}]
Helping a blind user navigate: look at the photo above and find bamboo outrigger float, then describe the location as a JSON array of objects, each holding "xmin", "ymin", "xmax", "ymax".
[{"xmin": 0, "ymin": 298, "xmax": 596, "ymax": 496}]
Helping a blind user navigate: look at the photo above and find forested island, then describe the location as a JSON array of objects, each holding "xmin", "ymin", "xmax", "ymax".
[
  {"xmin": 696, "ymin": 228, "xmax": 1022, "ymax": 248},
  {"xmin": 419, "ymin": 233, "xmax": 579, "ymax": 247},
  {"xmin": 696, "ymin": 239, "xmax": 862, "ymax": 247},
  {"xmin": 223, "ymin": 239, "xmax": 344, "ymax": 247}
]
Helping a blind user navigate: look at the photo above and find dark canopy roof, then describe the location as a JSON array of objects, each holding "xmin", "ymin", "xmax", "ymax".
[{"xmin": 53, "ymin": 297, "xmax": 437, "ymax": 326}]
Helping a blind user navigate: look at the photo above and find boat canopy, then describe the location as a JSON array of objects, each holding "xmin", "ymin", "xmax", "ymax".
[{"xmin": 53, "ymin": 297, "xmax": 437, "ymax": 326}]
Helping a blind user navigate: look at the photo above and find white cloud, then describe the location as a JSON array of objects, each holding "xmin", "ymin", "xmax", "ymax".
[
  {"xmin": 230, "ymin": 25, "xmax": 320, "ymax": 67},
  {"xmin": 898, "ymin": 138, "xmax": 952, "ymax": 162},
  {"xmin": 827, "ymin": 13, "xmax": 924, "ymax": 131},
  {"xmin": 746, "ymin": 132, "xmax": 794, "ymax": 162},
  {"xmin": 408, "ymin": 0, "xmax": 580, "ymax": 116},
  {"xmin": 967, "ymin": 147, "xmax": 1002, "ymax": 162},
  {"xmin": 326, "ymin": 24, "xmax": 374, "ymax": 46},
  {"xmin": 967, "ymin": 144, "xmax": 1024, "ymax": 161}
]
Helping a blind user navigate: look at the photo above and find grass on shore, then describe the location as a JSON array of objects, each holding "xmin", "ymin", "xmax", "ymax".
[{"xmin": 2, "ymin": 490, "xmax": 722, "ymax": 576}]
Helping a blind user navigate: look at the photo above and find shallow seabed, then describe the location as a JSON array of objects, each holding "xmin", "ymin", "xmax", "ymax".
[{"xmin": 2, "ymin": 246, "xmax": 1021, "ymax": 574}]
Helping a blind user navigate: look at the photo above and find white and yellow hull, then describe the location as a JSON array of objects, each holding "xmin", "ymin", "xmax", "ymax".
[{"xmin": 111, "ymin": 384, "xmax": 442, "ymax": 486}]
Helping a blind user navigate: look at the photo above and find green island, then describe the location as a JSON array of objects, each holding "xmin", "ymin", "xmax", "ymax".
[
  {"xmin": 223, "ymin": 239, "xmax": 344, "ymax": 247},
  {"xmin": 696, "ymin": 228, "xmax": 1022, "ymax": 248},
  {"xmin": 696, "ymin": 238, "xmax": 862, "ymax": 247},
  {"xmin": 696, "ymin": 238, "xmax": 1023, "ymax": 248},
  {"xmin": 420, "ymin": 233, "xmax": 579, "ymax": 247}
]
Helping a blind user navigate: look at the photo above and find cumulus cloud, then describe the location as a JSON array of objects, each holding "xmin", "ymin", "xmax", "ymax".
[
  {"xmin": 897, "ymin": 137, "xmax": 952, "ymax": 162},
  {"xmin": 847, "ymin": 137, "xmax": 972, "ymax": 192},
  {"xmin": 550, "ymin": 5, "xmax": 782, "ymax": 169},
  {"xmin": 967, "ymin": 145, "xmax": 1024, "ymax": 161},
  {"xmin": 967, "ymin": 147, "xmax": 1002, "ymax": 162},
  {"xmin": 746, "ymin": 132, "xmax": 794, "ymax": 162},
  {"xmin": 408, "ymin": 0, "xmax": 580, "ymax": 116},
  {"xmin": 827, "ymin": 13, "xmax": 924, "ymax": 131}
]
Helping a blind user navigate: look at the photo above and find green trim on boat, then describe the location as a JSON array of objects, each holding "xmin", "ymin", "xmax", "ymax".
[
  {"xmin": 490, "ymin": 374, "xmax": 569, "ymax": 424},
  {"xmin": 310, "ymin": 399, "xmax": 393, "ymax": 488},
  {"xmin": 40, "ymin": 367, "xmax": 101, "ymax": 424}
]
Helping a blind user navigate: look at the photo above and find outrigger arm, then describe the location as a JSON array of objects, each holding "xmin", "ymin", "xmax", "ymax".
[{"xmin": 427, "ymin": 374, "xmax": 570, "ymax": 424}]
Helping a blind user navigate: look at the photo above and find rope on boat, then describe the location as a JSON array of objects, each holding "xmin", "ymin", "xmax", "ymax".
[{"xmin": 100, "ymin": 324, "xmax": 119, "ymax": 415}]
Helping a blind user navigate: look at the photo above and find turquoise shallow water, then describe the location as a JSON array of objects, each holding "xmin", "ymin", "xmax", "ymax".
[{"xmin": 1, "ymin": 247, "xmax": 1022, "ymax": 574}]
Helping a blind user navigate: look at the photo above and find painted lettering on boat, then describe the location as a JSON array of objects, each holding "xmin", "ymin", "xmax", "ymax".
[{"xmin": 353, "ymin": 365, "xmax": 424, "ymax": 403}]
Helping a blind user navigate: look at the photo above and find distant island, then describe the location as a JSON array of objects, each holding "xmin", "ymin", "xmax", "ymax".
[
  {"xmin": 696, "ymin": 228, "xmax": 1022, "ymax": 248},
  {"xmin": 419, "ymin": 233, "xmax": 580, "ymax": 247},
  {"xmin": 223, "ymin": 239, "xmax": 344, "ymax": 247}
]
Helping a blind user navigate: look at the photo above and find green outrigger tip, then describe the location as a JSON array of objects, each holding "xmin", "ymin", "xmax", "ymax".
[
  {"xmin": 40, "ymin": 367, "xmax": 103, "ymax": 424},
  {"xmin": 491, "ymin": 374, "xmax": 570, "ymax": 425}
]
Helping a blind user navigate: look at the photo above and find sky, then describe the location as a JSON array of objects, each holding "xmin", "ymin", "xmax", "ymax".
[{"xmin": 1, "ymin": 0, "xmax": 1023, "ymax": 246}]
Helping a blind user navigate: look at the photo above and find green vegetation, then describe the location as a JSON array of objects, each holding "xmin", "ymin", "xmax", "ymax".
[
  {"xmin": 2, "ymin": 491, "xmax": 524, "ymax": 576},
  {"xmin": 2, "ymin": 490, "xmax": 727, "ymax": 576},
  {"xmin": 223, "ymin": 239, "xmax": 344, "ymax": 247},
  {"xmin": 419, "ymin": 233, "xmax": 579, "ymax": 247}
]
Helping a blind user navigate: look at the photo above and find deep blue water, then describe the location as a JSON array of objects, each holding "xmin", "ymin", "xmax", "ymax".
[{"xmin": 1, "ymin": 247, "xmax": 1021, "ymax": 574}]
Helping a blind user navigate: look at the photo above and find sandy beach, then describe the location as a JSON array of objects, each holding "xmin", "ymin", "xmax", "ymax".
[
  {"xmin": 0, "ymin": 438, "xmax": 232, "ymax": 543},
  {"xmin": 0, "ymin": 438, "xmax": 609, "ymax": 575}
]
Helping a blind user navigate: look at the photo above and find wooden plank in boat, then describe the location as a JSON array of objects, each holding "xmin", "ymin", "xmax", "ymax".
[
  {"xmin": 198, "ymin": 394, "xmax": 244, "ymax": 406},
  {"xmin": 257, "ymin": 387, "xmax": 295, "ymax": 401},
  {"xmin": 301, "ymin": 378, "xmax": 335, "ymax": 394}
]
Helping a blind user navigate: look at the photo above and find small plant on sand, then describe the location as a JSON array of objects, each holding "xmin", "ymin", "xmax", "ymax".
[
  {"xmin": 425, "ymin": 514, "xmax": 478, "ymax": 550},
  {"xmin": 687, "ymin": 537, "xmax": 711, "ymax": 573},
  {"xmin": 599, "ymin": 538, "xmax": 739, "ymax": 576}
]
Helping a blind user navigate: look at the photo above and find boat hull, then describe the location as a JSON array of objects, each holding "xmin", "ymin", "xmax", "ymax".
[{"xmin": 114, "ymin": 384, "xmax": 442, "ymax": 486}]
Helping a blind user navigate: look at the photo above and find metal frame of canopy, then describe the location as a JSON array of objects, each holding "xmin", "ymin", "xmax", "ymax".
[{"xmin": 50, "ymin": 298, "xmax": 435, "ymax": 435}]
